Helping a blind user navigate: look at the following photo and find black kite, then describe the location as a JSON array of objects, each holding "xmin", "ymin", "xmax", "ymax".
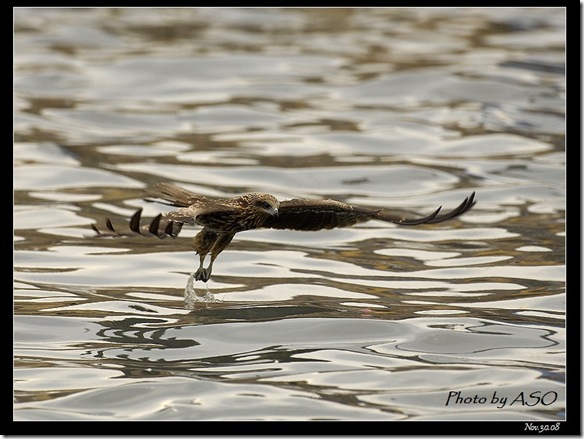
[{"xmin": 92, "ymin": 183, "xmax": 476, "ymax": 283}]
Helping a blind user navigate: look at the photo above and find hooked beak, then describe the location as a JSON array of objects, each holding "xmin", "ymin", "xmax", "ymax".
[{"xmin": 269, "ymin": 207, "xmax": 279, "ymax": 218}]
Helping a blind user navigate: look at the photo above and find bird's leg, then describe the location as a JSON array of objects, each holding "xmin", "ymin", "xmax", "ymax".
[
  {"xmin": 191, "ymin": 229, "xmax": 217, "ymax": 282},
  {"xmin": 196, "ymin": 233, "xmax": 235, "ymax": 282},
  {"xmin": 195, "ymin": 253, "xmax": 208, "ymax": 281},
  {"xmin": 195, "ymin": 251, "xmax": 214, "ymax": 282}
]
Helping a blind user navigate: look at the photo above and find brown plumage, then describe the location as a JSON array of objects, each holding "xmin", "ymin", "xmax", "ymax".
[{"xmin": 92, "ymin": 183, "xmax": 476, "ymax": 282}]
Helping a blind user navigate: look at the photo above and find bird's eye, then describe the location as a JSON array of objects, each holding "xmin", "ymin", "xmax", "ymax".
[{"xmin": 258, "ymin": 201, "xmax": 272, "ymax": 210}]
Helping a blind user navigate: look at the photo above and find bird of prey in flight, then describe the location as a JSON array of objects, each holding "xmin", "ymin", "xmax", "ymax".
[{"xmin": 92, "ymin": 183, "xmax": 476, "ymax": 283}]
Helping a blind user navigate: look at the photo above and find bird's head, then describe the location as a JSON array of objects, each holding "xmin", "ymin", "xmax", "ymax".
[{"xmin": 246, "ymin": 193, "xmax": 279, "ymax": 217}]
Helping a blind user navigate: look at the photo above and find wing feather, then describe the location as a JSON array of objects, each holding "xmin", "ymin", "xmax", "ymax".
[
  {"xmin": 380, "ymin": 192, "xmax": 476, "ymax": 225},
  {"xmin": 262, "ymin": 199, "xmax": 379, "ymax": 231},
  {"xmin": 262, "ymin": 192, "xmax": 476, "ymax": 231},
  {"xmin": 93, "ymin": 209, "xmax": 184, "ymax": 239},
  {"xmin": 145, "ymin": 183, "xmax": 208, "ymax": 207}
]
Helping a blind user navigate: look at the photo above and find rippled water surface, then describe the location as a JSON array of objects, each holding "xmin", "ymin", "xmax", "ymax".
[{"xmin": 14, "ymin": 7, "xmax": 566, "ymax": 425}]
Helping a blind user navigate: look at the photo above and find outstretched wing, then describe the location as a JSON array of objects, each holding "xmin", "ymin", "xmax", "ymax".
[
  {"xmin": 92, "ymin": 183, "xmax": 234, "ymax": 238},
  {"xmin": 262, "ymin": 192, "xmax": 475, "ymax": 231},
  {"xmin": 91, "ymin": 209, "xmax": 185, "ymax": 239},
  {"xmin": 91, "ymin": 203, "xmax": 241, "ymax": 239}
]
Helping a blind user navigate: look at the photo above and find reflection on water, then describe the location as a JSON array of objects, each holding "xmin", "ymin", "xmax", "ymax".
[{"xmin": 14, "ymin": 7, "xmax": 565, "ymax": 423}]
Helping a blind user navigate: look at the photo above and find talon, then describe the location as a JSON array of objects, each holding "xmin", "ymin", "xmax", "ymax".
[{"xmin": 194, "ymin": 268, "xmax": 211, "ymax": 282}]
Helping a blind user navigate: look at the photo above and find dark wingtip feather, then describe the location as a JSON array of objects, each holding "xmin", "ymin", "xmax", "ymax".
[
  {"xmin": 105, "ymin": 218, "xmax": 116, "ymax": 232},
  {"xmin": 165, "ymin": 220, "xmax": 182, "ymax": 238},
  {"xmin": 424, "ymin": 191, "xmax": 476, "ymax": 224},
  {"xmin": 164, "ymin": 220, "xmax": 174, "ymax": 237},
  {"xmin": 91, "ymin": 223, "xmax": 102, "ymax": 236},
  {"xmin": 377, "ymin": 191, "xmax": 476, "ymax": 226},
  {"xmin": 149, "ymin": 214, "xmax": 162, "ymax": 235},
  {"xmin": 397, "ymin": 206, "xmax": 442, "ymax": 225},
  {"xmin": 129, "ymin": 209, "xmax": 143, "ymax": 233},
  {"xmin": 90, "ymin": 207, "xmax": 186, "ymax": 239}
]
